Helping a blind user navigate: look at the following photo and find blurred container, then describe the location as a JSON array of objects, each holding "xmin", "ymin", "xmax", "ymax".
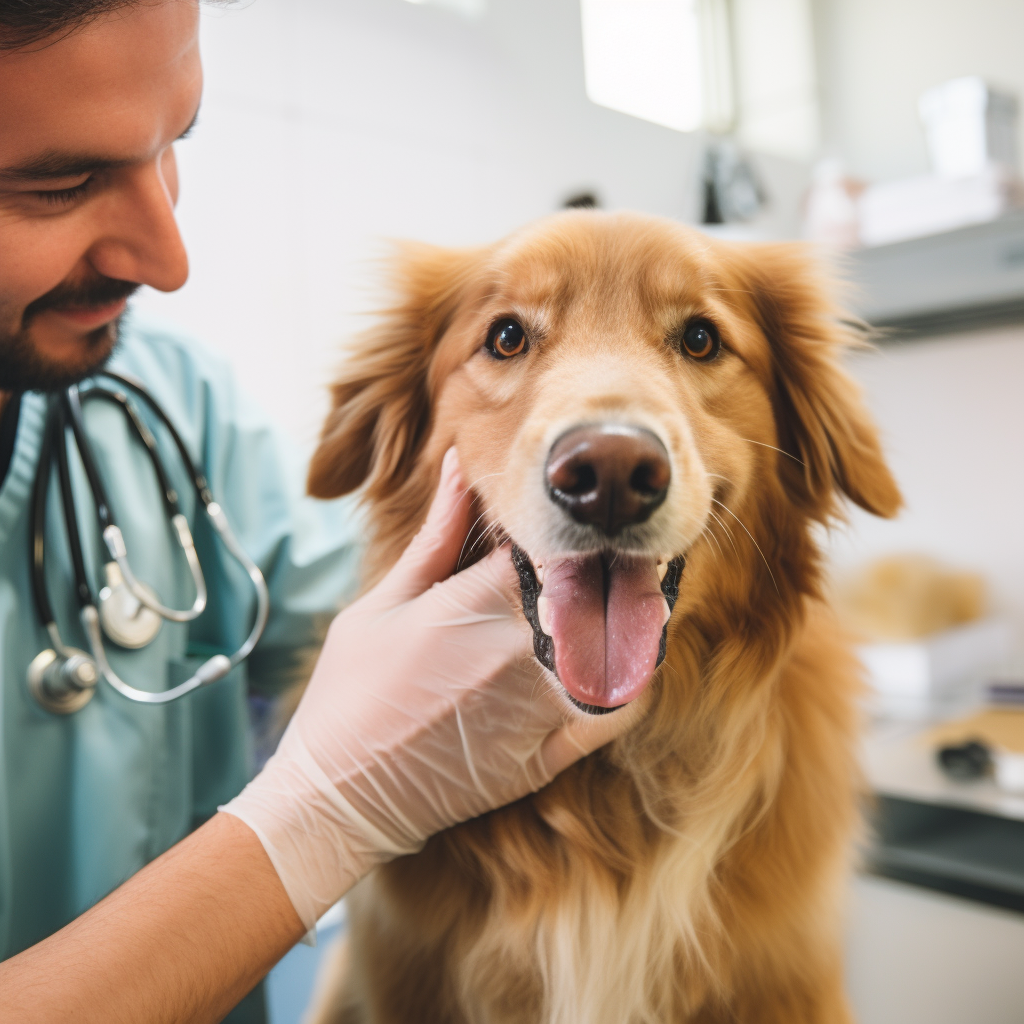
[
  {"xmin": 859, "ymin": 618, "xmax": 1013, "ymax": 719},
  {"xmin": 838, "ymin": 555, "xmax": 1012, "ymax": 719},
  {"xmin": 858, "ymin": 165, "xmax": 1020, "ymax": 247},
  {"xmin": 856, "ymin": 78, "xmax": 1021, "ymax": 248},
  {"xmin": 802, "ymin": 157, "xmax": 862, "ymax": 248},
  {"xmin": 918, "ymin": 76, "xmax": 1018, "ymax": 179}
]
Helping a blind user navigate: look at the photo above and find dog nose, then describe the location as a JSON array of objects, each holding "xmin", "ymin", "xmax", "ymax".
[{"xmin": 545, "ymin": 424, "xmax": 670, "ymax": 535}]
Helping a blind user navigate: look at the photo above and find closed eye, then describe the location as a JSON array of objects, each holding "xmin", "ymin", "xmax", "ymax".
[{"xmin": 35, "ymin": 179, "xmax": 93, "ymax": 207}]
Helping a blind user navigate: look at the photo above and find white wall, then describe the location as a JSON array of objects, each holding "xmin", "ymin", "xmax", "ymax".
[
  {"xmin": 813, "ymin": 0, "xmax": 1024, "ymax": 182},
  {"xmin": 134, "ymin": 0, "xmax": 1024, "ymax": 627},
  {"xmin": 133, "ymin": 0, "xmax": 806, "ymax": 450}
]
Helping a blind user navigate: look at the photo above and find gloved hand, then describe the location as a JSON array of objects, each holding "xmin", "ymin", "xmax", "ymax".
[{"xmin": 222, "ymin": 449, "xmax": 635, "ymax": 930}]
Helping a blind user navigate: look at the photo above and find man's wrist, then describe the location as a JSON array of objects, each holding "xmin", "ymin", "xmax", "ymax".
[{"xmin": 219, "ymin": 749, "xmax": 377, "ymax": 930}]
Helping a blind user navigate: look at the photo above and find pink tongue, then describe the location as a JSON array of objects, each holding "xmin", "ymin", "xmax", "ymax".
[{"xmin": 542, "ymin": 554, "xmax": 669, "ymax": 707}]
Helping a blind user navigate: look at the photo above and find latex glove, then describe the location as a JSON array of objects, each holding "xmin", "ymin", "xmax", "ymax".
[{"xmin": 222, "ymin": 449, "xmax": 635, "ymax": 930}]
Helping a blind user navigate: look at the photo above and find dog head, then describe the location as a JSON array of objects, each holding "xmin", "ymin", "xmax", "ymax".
[{"xmin": 309, "ymin": 212, "xmax": 900, "ymax": 716}]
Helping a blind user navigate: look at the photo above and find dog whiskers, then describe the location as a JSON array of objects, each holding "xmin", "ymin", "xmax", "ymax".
[
  {"xmin": 457, "ymin": 508, "xmax": 494, "ymax": 571},
  {"xmin": 465, "ymin": 470, "xmax": 508, "ymax": 490},
  {"xmin": 711, "ymin": 498, "xmax": 780, "ymax": 596},
  {"xmin": 461, "ymin": 516, "xmax": 507, "ymax": 568},
  {"xmin": 453, "ymin": 471, "xmax": 510, "ymax": 569},
  {"xmin": 707, "ymin": 508, "xmax": 738, "ymax": 558},
  {"xmin": 739, "ymin": 438, "xmax": 805, "ymax": 466},
  {"xmin": 700, "ymin": 526, "xmax": 724, "ymax": 564}
]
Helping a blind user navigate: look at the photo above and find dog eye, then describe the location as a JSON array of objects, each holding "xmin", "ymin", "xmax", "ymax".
[
  {"xmin": 485, "ymin": 318, "xmax": 528, "ymax": 360},
  {"xmin": 679, "ymin": 319, "xmax": 721, "ymax": 361}
]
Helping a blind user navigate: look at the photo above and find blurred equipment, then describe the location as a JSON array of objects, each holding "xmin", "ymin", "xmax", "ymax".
[
  {"xmin": 700, "ymin": 140, "xmax": 766, "ymax": 224},
  {"xmin": 845, "ymin": 208, "xmax": 1024, "ymax": 339},
  {"xmin": 937, "ymin": 739, "xmax": 993, "ymax": 781},
  {"xmin": 919, "ymin": 77, "xmax": 1018, "ymax": 180},
  {"xmin": 930, "ymin": 709, "xmax": 1024, "ymax": 794},
  {"xmin": 840, "ymin": 554, "xmax": 986, "ymax": 640},
  {"xmin": 858, "ymin": 165, "xmax": 1021, "ymax": 248},
  {"xmin": 837, "ymin": 555, "xmax": 1011, "ymax": 718},
  {"xmin": 858, "ymin": 77, "xmax": 1022, "ymax": 248},
  {"xmin": 989, "ymin": 678, "xmax": 1024, "ymax": 707},
  {"xmin": 802, "ymin": 157, "xmax": 864, "ymax": 248}
]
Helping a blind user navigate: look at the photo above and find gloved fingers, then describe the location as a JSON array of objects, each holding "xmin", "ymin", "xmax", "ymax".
[
  {"xmin": 420, "ymin": 542, "xmax": 529, "ymax": 623},
  {"xmin": 539, "ymin": 695, "xmax": 647, "ymax": 780},
  {"xmin": 371, "ymin": 447, "xmax": 474, "ymax": 606}
]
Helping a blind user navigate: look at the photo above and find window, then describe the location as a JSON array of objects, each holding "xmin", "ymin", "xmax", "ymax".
[{"xmin": 580, "ymin": 0, "xmax": 819, "ymax": 160}]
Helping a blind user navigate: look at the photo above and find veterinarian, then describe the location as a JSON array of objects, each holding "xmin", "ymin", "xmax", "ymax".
[{"xmin": 0, "ymin": 3, "xmax": 629, "ymax": 1021}]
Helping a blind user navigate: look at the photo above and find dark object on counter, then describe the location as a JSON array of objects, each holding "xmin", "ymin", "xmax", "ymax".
[
  {"xmin": 937, "ymin": 739, "xmax": 993, "ymax": 780},
  {"xmin": 563, "ymin": 191, "xmax": 599, "ymax": 209}
]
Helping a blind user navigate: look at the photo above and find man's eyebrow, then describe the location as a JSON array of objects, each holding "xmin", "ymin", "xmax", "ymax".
[
  {"xmin": 0, "ymin": 153, "xmax": 130, "ymax": 183},
  {"xmin": 0, "ymin": 105, "xmax": 201, "ymax": 184}
]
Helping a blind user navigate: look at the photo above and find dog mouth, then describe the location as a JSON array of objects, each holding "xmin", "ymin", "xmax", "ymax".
[{"xmin": 512, "ymin": 545, "xmax": 685, "ymax": 715}]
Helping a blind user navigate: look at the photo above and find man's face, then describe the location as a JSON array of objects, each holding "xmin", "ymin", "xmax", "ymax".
[{"xmin": 0, "ymin": 1, "xmax": 202, "ymax": 391}]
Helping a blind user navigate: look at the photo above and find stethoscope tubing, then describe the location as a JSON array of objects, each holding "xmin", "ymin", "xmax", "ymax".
[
  {"xmin": 29, "ymin": 374, "xmax": 270, "ymax": 707},
  {"xmin": 66, "ymin": 383, "xmax": 208, "ymax": 622}
]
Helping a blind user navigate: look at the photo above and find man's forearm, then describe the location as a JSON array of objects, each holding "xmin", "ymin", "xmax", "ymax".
[{"xmin": 0, "ymin": 813, "xmax": 307, "ymax": 1024}]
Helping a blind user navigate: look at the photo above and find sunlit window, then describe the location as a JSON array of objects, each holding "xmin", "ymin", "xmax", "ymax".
[
  {"xmin": 403, "ymin": 0, "xmax": 486, "ymax": 18},
  {"xmin": 580, "ymin": 0, "xmax": 819, "ymax": 160},
  {"xmin": 732, "ymin": 0, "xmax": 818, "ymax": 160},
  {"xmin": 580, "ymin": 0, "xmax": 705, "ymax": 133}
]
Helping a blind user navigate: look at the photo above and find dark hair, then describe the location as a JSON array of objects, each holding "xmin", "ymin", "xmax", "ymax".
[{"xmin": 0, "ymin": 1, "xmax": 144, "ymax": 51}]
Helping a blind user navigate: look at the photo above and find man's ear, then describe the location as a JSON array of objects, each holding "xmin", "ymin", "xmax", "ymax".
[
  {"xmin": 726, "ymin": 243, "xmax": 902, "ymax": 522},
  {"xmin": 307, "ymin": 242, "xmax": 483, "ymax": 501}
]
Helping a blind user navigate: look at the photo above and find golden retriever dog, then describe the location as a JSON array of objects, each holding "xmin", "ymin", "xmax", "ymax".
[{"xmin": 303, "ymin": 210, "xmax": 900, "ymax": 1024}]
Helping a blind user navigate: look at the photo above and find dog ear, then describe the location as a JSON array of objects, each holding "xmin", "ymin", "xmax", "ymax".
[
  {"xmin": 307, "ymin": 243, "xmax": 483, "ymax": 500},
  {"xmin": 728, "ymin": 243, "xmax": 902, "ymax": 521}
]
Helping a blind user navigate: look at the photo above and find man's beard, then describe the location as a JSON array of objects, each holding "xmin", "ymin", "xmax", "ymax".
[{"xmin": 0, "ymin": 275, "xmax": 139, "ymax": 392}]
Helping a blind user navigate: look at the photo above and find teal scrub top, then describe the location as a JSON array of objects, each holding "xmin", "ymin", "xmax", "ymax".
[{"xmin": 0, "ymin": 313, "xmax": 362, "ymax": 966}]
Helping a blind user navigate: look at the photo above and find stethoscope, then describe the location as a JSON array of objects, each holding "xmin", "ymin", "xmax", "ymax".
[{"xmin": 26, "ymin": 371, "xmax": 269, "ymax": 714}]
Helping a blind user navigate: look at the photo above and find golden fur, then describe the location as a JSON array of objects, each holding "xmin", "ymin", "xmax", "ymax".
[{"xmin": 303, "ymin": 211, "xmax": 901, "ymax": 1024}]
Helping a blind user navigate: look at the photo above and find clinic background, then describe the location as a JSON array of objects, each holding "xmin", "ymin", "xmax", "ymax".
[
  {"xmin": 134, "ymin": 0, "xmax": 1024, "ymax": 634},
  {"xmin": 128, "ymin": 3, "xmax": 1024, "ymax": 1022}
]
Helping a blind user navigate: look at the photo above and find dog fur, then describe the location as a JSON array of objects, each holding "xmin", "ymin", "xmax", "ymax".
[{"xmin": 303, "ymin": 211, "xmax": 900, "ymax": 1024}]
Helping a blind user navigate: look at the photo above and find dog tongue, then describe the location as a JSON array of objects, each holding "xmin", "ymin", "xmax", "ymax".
[{"xmin": 541, "ymin": 554, "xmax": 669, "ymax": 707}]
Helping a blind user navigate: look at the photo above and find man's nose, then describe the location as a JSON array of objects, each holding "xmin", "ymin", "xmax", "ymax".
[
  {"xmin": 87, "ymin": 158, "xmax": 189, "ymax": 294},
  {"xmin": 545, "ymin": 424, "xmax": 671, "ymax": 536}
]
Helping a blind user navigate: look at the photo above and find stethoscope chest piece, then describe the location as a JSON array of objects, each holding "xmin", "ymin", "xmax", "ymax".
[
  {"xmin": 98, "ymin": 562, "xmax": 163, "ymax": 649},
  {"xmin": 28, "ymin": 647, "xmax": 98, "ymax": 714}
]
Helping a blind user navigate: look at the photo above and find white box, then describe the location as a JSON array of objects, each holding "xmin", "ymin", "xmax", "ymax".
[
  {"xmin": 859, "ymin": 618, "xmax": 1013, "ymax": 717},
  {"xmin": 857, "ymin": 165, "xmax": 1018, "ymax": 248},
  {"xmin": 919, "ymin": 76, "xmax": 1018, "ymax": 179}
]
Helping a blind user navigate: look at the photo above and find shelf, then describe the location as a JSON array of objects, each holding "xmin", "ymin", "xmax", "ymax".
[
  {"xmin": 869, "ymin": 796, "xmax": 1024, "ymax": 914},
  {"xmin": 863, "ymin": 719, "xmax": 1024, "ymax": 822},
  {"xmin": 847, "ymin": 210, "xmax": 1024, "ymax": 340}
]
